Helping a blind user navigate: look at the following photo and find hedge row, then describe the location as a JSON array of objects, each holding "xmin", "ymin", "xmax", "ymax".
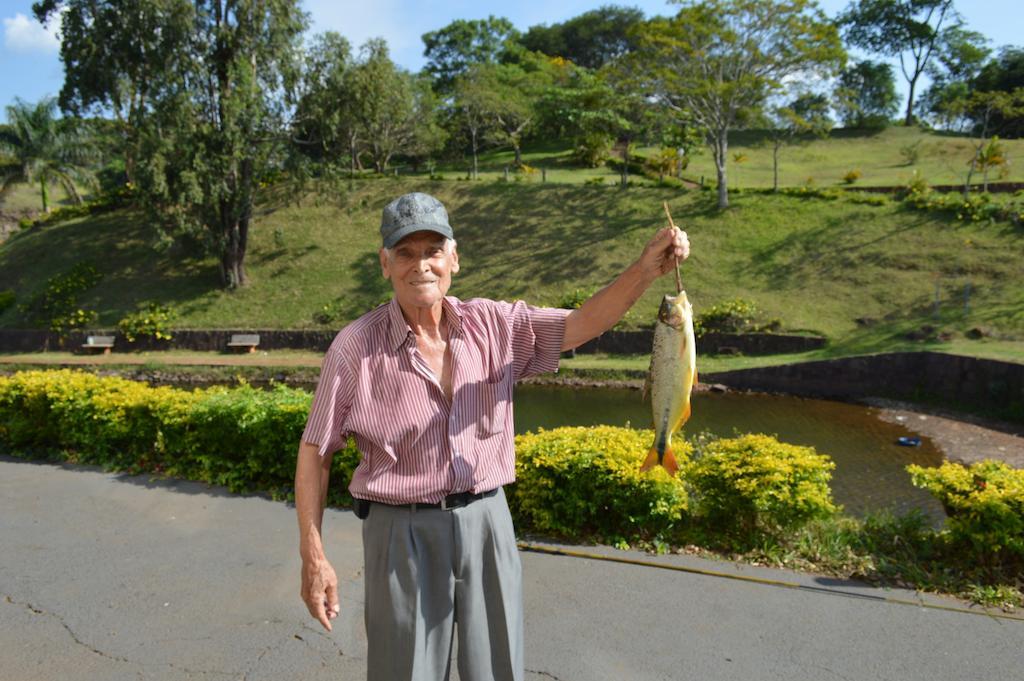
[{"xmin": 2, "ymin": 370, "xmax": 1022, "ymax": 563}]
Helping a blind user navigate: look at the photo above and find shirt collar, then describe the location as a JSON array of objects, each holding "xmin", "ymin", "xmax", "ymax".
[{"xmin": 386, "ymin": 296, "xmax": 463, "ymax": 351}]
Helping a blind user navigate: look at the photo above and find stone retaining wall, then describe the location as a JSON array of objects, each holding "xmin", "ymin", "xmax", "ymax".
[
  {"xmin": 0, "ymin": 328, "xmax": 826, "ymax": 356},
  {"xmin": 708, "ymin": 352, "xmax": 1024, "ymax": 423},
  {"xmin": 574, "ymin": 330, "xmax": 825, "ymax": 356}
]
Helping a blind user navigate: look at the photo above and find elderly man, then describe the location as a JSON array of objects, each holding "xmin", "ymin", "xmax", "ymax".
[{"xmin": 295, "ymin": 192, "xmax": 689, "ymax": 681}]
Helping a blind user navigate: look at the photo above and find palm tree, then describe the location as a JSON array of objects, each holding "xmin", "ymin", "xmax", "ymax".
[{"xmin": 0, "ymin": 97, "xmax": 96, "ymax": 213}]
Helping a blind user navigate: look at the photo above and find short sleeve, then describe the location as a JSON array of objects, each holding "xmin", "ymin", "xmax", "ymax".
[
  {"xmin": 301, "ymin": 349, "xmax": 356, "ymax": 457},
  {"xmin": 508, "ymin": 301, "xmax": 571, "ymax": 381}
]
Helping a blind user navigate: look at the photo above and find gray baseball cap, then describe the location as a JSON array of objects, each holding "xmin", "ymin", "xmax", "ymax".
[{"xmin": 380, "ymin": 192, "xmax": 455, "ymax": 248}]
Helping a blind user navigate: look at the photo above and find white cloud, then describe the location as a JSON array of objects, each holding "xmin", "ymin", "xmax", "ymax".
[{"xmin": 3, "ymin": 12, "xmax": 60, "ymax": 54}]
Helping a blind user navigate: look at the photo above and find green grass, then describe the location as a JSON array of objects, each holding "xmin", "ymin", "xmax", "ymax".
[
  {"xmin": 0, "ymin": 180, "xmax": 86, "ymax": 216},
  {"xmin": 426, "ymin": 127, "xmax": 1024, "ymax": 188},
  {"xmin": 1, "ymin": 178, "xmax": 1022, "ymax": 365}
]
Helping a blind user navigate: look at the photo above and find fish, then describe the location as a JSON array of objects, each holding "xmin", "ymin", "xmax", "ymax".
[{"xmin": 642, "ymin": 291, "xmax": 697, "ymax": 476}]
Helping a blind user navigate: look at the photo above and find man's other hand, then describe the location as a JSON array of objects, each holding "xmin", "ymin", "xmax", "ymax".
[{"xmin": 301, "ymin": 556, "xmax": 340, "ymax": 631}]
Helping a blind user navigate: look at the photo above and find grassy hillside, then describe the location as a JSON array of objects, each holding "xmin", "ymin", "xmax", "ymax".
[
  {"xmin": 434, "ymin": 127, "xmax": 1024, "ymax": 189},
  {"xmin": 1, "ymin": 178, "xmax": 1022, "ymax": 360}
]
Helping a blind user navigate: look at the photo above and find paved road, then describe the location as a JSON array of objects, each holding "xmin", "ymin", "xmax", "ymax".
[{"xmin": 2, "ymin": 455, "xmax": 1021, "ymax": 681}]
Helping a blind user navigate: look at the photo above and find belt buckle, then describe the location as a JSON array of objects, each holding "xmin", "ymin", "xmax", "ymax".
[{"xmin": 440, "ymin": 496, "xmax": 451, "ymax": 511}]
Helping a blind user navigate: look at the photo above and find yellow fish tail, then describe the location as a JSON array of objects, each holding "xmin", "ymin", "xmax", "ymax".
[{"xmin": 641, "ymin": 446, "xmax": 679, "ymax": 477}]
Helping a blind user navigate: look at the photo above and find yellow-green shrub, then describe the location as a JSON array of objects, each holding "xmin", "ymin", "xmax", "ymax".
[
  {"xmin": 686, "ymin": 434, "xmax": 838, "ymax": 544},
  {"xmin": 908, "ymin": 460, "xmax": 1024, "ymax": 560},
  {"xmin": 509, "ymin": 426, "xmax": 690, "ymax": 541},
  {"xmin": 0, "ymin": 370, "xmax": 360, "ymax": 502}
]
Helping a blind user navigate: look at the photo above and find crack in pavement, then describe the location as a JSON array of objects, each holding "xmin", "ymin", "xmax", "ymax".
[
  {"xmin": 3, "ymin": 593, "xmax": 239, "ymax": 677},
  {"xmin": 526, "ymin": 668, "xmax": 564, "ymax": 680}
]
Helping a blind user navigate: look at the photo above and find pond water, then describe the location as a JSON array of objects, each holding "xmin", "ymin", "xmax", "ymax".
[{"xmin": 512, "ymin": 384, "xmax": 946, "ymax": 521}]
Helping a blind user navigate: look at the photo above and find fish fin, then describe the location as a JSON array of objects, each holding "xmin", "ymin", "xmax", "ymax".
[
  {"xmin": 640, "ymin": 447, "xmax": 660, "ymax": 473},
  {"xmin": 674, "ymin": 401, "xmax": 692, "ymax": 430},
  {"xmin": 693, "ymin": 368, "xmax": 698, "ymax": 388},
  {"xmin": 663, "ymin": 447, "xmax": 679, "ymax": 477},
  {"xmin": 641, "ymin": 446, "xmax": 679, "ymax": 477},
  {"xmin": 642, "ymin": 373, "xmax": 651, "ymax": 403}
]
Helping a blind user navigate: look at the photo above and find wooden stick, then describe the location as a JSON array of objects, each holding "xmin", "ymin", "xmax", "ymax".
[{"xmin": 663, "ymin": 201, "xmax": 683, "ymax": 294}]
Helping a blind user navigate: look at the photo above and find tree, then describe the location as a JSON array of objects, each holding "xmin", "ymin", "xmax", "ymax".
[
  {"xmin": 350, "ymin": 40, "xmax": 446, "ymax": 174},
  {"xmin": 292, "ymin": 32, "xmax": 359, "ymax": 175},
  {"xmin": 957, "ymin": 89, "xmax": 1024, "ymax": 195},
  {"xmin": 452, "ymin": 65, "xmax": 504, "ymax": 179},
  {"xmin": 972, "ymin": 47, "xmax": 1024, "ymax": 138},
  {"xmin": 41, "ymin": 0, "xmax": 309, "ymax": 289},
  {"xmin": 0, "ymin": 97, "xmax": 96, "ymax": 212},
  {"xmin": 916, "ymin": 26, "xmax": 989, "ymax": 128},
  {"xmin": 422, "ymin": 16, "xmax": 519, "ymax": 93},
  {"xmin": 519, "ymin": 6, "xmax": 645, "ymax": 70},
  {"xmin": 537, "ymin": 65, "xmax": 624, "ymax": 168},
  {"xmin": 839, "ymin": 0, "xmax": 957, "ymax": 126},
  {"xmin": 630, "ymin": 0, "xmax": 845, "ymax": 208},
  {"xmin": 33, "ymin": 0, "xmax": 193, "ymax": 184},
  {"xmin": 833, "ymin": 60, "xmax": 899, "ymax": 128},
  {"xmin": 765, "ymin": 94, "xmax": 832, "ymax": 191}
]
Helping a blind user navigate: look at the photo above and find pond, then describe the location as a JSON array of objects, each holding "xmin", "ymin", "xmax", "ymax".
[{"xmin": 512, "ymin": 384, "xmax": 946, "ymax": 521}]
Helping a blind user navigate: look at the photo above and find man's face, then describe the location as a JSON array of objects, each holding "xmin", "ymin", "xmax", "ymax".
[{"xmin": 380, "ymin": 231, "xmax": 459, "ymax": 310}]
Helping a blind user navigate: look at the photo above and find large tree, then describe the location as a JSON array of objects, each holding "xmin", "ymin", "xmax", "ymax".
[
  {"xmin": 972, "ymin": 48, "xmax": 1024, "ymax": 138},
  {"xmin": 833, "ymin": 60, "xmax": 899, "ymax": 128},
  {"xmin": 0, "ymin": 97, "xmax": 96, "ymax": 212},
  {"xmin": 422, "ymin": 16, "xmax": 519, "ymax": 93},
  {"xmin": 839, "ymin": 0, "xmax": 957, "ymax": 126},
  {"xmin": 292, "ymin": 32, "xmax": 358, "ymax": 174},
  {"xmin": 38, "ymin": 0, "xmax": 308, "ymax": 289},
  {"xmin": 519, "ymin": 6, "xmax": 645, "ymax": 70},
  {"xmin": 350, "ymin": 40, "xmax": 446, "ymax": 174},
  {"xmin": 631, "ymin": 0, "xmax": 845, "ymax": 208},
  {"xmin": 33, "ymin": 0, "xmax": 193, "ymax": 184}
]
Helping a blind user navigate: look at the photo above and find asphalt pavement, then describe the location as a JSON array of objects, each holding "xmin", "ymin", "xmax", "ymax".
[{"xmin": 1, "ymin": 454, "xmax": 1021, "ymax": 681}]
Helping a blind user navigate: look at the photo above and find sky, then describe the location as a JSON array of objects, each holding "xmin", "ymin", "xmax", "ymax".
[{"xmin": 1, "ymin": 0, "xmax": 1022, "ymax": 115}]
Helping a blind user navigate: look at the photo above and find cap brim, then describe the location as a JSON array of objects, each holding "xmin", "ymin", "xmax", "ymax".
[{"xmin": 382, "ymin": 223, "xmax": 455, "ymax": 249}]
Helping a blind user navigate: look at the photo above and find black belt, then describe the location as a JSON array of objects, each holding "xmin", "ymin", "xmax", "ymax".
[{"xmin": 369, "ymin": 488, "xmax": 498, "ymax": 512}]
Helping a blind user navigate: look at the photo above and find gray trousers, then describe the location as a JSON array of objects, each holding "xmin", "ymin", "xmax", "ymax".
[{"xmin": 362, "ymin": 487, "xmax": 523, "ymax": 681}]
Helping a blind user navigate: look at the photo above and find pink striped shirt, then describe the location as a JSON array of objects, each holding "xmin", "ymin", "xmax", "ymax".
[{"xmin": 301, "ymin": 295, "xmax": 569, "ymax": 504}]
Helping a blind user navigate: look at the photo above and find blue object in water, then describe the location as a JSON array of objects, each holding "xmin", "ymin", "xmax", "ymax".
[{"xmin": 897, "ymin": 436, "xmax": 922, "ymax": 447}]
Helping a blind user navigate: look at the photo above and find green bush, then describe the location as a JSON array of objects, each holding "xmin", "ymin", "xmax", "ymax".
[
  {"xmin": 842, "ymin": 169, "xmax": 862, "ymax": 185},
  {"xmin": 117, "ymin": 302, "xmax": 175, "ymax": 342},
  {"xmin": 908, "ymin": 460, "xmax": 1024, "ymax": 561},
  {"xmin": 0, "ymin": 370, "xmax": 361, "ymax": 504},
  {"xmin": 686, "ymin": 434, "xmax": 838, "ymax": 545},
  {"xmin": 694, "ymin": 298, "xmax": 779, "ymax": 337},
  {"xmin": 557, "ymin": 287, "xmax": 593, "ymax": 310},
  {"xmin": 19, "ymin": 262, "xmax": 102, "ymax": 336},
  {"xmin": 509, "ymin": 426, "xmax": 690, "ymax": 541},
  {"xmin": 0, "ymin": 289, "xmax": 15, "ymax": 315}
]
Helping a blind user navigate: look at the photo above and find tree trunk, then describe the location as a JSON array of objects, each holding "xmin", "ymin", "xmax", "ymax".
[
  {"xmin": 904, "ymin": 74, "xmax": 919, "ymax": 127},
  {"xmin": 471, "ymin": 127, "xmax": 479, "ymax": 180},
  {"xmin": 513, "ymin": 144, "xmax": 522, "ymax": 167},
  {"xmin": 621, "ymin": 143, "xmax": 629, "ymax": 188},
  {"xmin": 349, "ymin": 135, "xmax": 357, "ymax": 179},
  {"xmin": 40, "ymin": 177, "xmax": 49, "ymax": 212},
  {"xmin": 714, "ymin": 129, "xmax": 729, "ymax": 209},
  {"xmin": 773, "ymin": 141, "xmax": 780, "ymax": 192},
  {"xmin": 221, "ymin": 218, "xmax": 248, "ymax": 289}
]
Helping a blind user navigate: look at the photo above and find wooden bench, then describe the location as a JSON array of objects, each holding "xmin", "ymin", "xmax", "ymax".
[
  {"xmin": 227, "ymin": 333, "xmax": 260, "ymax": 353},
  {"xmin": 82, "ymin": 335, "xmax": 115, "ymax": 354}
]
